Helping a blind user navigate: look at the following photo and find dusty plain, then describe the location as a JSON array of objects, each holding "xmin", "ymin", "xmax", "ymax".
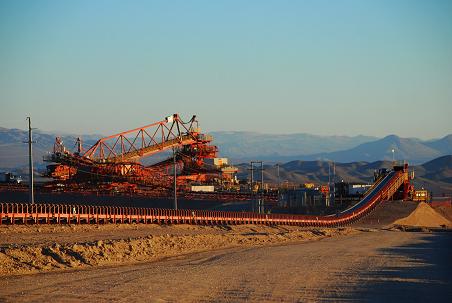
[{"xmin": 0, "ymin": 202, "xmax": 451, "ymax": 302}]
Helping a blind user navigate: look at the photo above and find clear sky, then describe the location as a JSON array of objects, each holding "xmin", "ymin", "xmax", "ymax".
[{"xmin": 1, "ymin": 0, "xmax": 451, "ymax": 139}]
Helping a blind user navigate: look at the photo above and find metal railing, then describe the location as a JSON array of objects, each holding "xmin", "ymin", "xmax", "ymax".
[{"xmin": 0, "ymin": 171, "xmax": 406, "ymax": 227}]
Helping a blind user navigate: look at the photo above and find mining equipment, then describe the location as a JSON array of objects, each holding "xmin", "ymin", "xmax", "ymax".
[
  {"xmin": 44, "ymin": 114, "xmax": 238, "ymax": 193},
  {"xmin": 1, "ymin": 160, "xmax": 414, "ymax": 225},
  {"xmin": 36, "ymin": 115, "xmax": 413, "ymax": 212},
  {"xmin": 0, "ymin": 172, "xmax": 23, "ymax": 184},
  {"xmin": 412, "ymin": 189, "xmax": 430, "ymax": 202}
]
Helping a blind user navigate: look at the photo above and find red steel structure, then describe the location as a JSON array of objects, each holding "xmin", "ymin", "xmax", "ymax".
[
  {"xmin": 45, "ymin": 114, "xmax": 220, "ymax": 189},
  {"xmin": 1, "ymin": 166, "xmax": 408, "ymax": 226},
  {"xmin": 83, "ymin": 114, "xmax": 198, "ymax": 162}
]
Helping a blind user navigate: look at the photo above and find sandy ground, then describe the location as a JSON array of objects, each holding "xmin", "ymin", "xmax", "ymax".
[
  {"xmin": 1, "ymin": 202, "xmax": 451, "ymax": 302},
  {"xmin": 0, "ymin": 224, "xmax": 358, "ymax": 276},
  {"xmin": 0, "ymin": 230, "xmax": 450, "ymax": 302}
]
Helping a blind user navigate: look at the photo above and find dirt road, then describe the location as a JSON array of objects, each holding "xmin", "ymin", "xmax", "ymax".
[{"xmin": 1, "ymin": 230, "xmax": 450, "ymax": 302}]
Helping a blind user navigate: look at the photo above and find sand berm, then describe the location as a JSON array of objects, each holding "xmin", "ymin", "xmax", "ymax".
[
  {"xmin": 0, "ymin": 224, "xmax": 359, "ymax": 276},
  {"xmin": 1, "ymin": 202, "xmax": 451, "ymax": 277}
]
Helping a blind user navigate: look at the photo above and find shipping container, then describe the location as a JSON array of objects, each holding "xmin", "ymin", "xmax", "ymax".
[
  {"xmin": 191, "ymin": 185, "xmax": 215, "ymax": 192},
  {"xmin": 204, "ymin": 158, "xmax": 228, "ymax": 167}
]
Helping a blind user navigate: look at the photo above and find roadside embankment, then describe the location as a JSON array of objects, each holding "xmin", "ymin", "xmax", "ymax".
[
  {"xmin": 0, "ymin": 224, "xmax": 358, "ymax": 276},
  {"xmin": 3, "ymin": 201, "xmax": 450, "ymax": 277}
]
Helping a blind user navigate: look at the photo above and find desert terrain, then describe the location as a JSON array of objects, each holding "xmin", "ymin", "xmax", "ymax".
[{"xmin": 0, "ymin": 202, "xmax": 451, "ymax": 302}]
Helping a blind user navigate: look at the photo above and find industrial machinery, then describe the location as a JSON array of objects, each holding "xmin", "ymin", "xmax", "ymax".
[
  {"xmin": 412, "ymin": 189, "xmax": 430, "ymax": 202},
  {"xmin": 44, "ymin": 114, "xmax": 237, "ymax": 192},
  {"xmin": 2, "ymin": 163, "xmax": 411, "ymax": 226},
  {"xmin": 0, "ymin": 172, "xmax": 23, "ymax": 184}
]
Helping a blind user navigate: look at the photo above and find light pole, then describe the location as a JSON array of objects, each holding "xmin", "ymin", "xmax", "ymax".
[
  {"xmin": 250, "ymin": 162, "xmax": 254, "ymax": 192},
  {"xmin": 25, "ymin": 117, "xmax": 35, "ymax": 205},
  {"xmin": 173, "ymin": 147, "xmax": 178, "ymax": 210},
  {"xmin": 250, "ymin": 161, "xmax": 264, "ymax": 213},
  {"xmin": 328, "ymin": 162, "xmax": 331, "ymax": 207},
  {"xmin": 261, "ymin": 161, "xmax": 264, "ymax": 214},
  {"xmin": 392, "ymin": 149, "xmax": 395, "ymax": 164}
]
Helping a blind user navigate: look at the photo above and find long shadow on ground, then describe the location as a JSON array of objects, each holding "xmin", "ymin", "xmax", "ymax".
[{"xmin": 336, "ymin": 232, "xmax": 452, "ymax": 302}]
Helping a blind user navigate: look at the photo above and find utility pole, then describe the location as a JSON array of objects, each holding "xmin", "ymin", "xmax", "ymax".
[
  {"xmin": 261, "ymin": 161, "xmax": 264, "ymax": 214},
  {"xmin": 328, "ymin": 162, "xmax": 331, "ymax": 207},
  {"xmin": 250, "ymin": 161, "xmax": 264, "ymax": 213},
  {"xmin": 25, "ymin": 117, "xmax": 35, "ymax": 204},
  {"xmin": 329, "ymin": 162, "xmax": 335, "ymax": 207},
  {"xmin": 249, "ymin": 162, "xmax": 254, "ymax": 211},
  {"xmin": 173, "ymin": 147, "xmax": 178, "ymax": 210},
  {"xmin": 250, "ymin": 162, "xmax": 254, "ymax": 191}
]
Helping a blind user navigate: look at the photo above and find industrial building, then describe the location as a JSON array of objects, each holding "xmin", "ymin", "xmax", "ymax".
[{"xmin": 277, "ymin": 187, "xmax": 330, "ymax": 213}]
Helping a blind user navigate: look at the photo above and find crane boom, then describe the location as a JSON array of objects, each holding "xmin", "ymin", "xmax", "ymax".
[
  {"xmin": 44, "ymin": 113, "xmax": 221, "ymax": 188},
  {"xmin": 83, "ymin": 114, "xmax": 199, "ymax": 163}
]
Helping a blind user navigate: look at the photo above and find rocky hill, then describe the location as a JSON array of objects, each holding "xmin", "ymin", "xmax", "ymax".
[{"xmin": 236, "ymin": 157, "xmax": 452, "ymax": 195}]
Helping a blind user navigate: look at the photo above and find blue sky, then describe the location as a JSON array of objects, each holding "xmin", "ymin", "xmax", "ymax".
[{"xmin": 1, "ymin": 0, "xmax": 451, "ymax": 138}]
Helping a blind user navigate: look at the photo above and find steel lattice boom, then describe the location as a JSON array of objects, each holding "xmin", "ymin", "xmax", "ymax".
[
  {"xmin": 83, "ymin": 114, "xmax": 198, "ymax": 162},
  {"xmin": 44, "ymin": 114, "xmax": 222, "ymax": 189}
]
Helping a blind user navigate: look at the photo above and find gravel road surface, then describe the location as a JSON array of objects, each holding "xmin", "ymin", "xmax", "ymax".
[{"xmin": 1, "ymin": 230, "xmax": 450, "ymax": 302}]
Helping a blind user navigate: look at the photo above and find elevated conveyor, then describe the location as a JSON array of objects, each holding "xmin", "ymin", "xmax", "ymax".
[{"xmin": 1, "ymin": 165, "xmax": 409, "ymax": 226}]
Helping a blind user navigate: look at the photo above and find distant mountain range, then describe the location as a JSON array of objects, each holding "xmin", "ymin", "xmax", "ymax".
[
  {"xmin": 211, "ymin": 131, "xmax": 377, "ymax": 160},
  {"xmin": 1, "ymin": 127, "xmax": 451, "ymax": 194},
  {"xmin": 1, "ymin": 127, "xmax": 451, "ymax": 170},
  {"xmin": 301, "ymin": 134, "xmax": 452, "ymax": 164},
  {"xmin": 0, "ymin": 127, "xmax": 99, "ymax": 171},
  {"xmin": 411, "ymin": 155, "xmax": 452, "ymax": 194},
  {"xmin": 212, "ymin": 131, "xmax": 452, "ymax": 165},
  {"xmin": 236, "ymin": 155, "xmax": 452, "ymax": 194}
]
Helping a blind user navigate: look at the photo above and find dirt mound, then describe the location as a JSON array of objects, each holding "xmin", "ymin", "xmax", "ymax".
[
  {"xmin": 393, "ymin": 202, "xmax": 452, "ymax": 228},
  {"xmin": 0, "ymin": 225, "xmax": 358, "ymax": 276},
  {"xmin": 354, "ymin": 200, "xmax": 418, "ymax": 228}
]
